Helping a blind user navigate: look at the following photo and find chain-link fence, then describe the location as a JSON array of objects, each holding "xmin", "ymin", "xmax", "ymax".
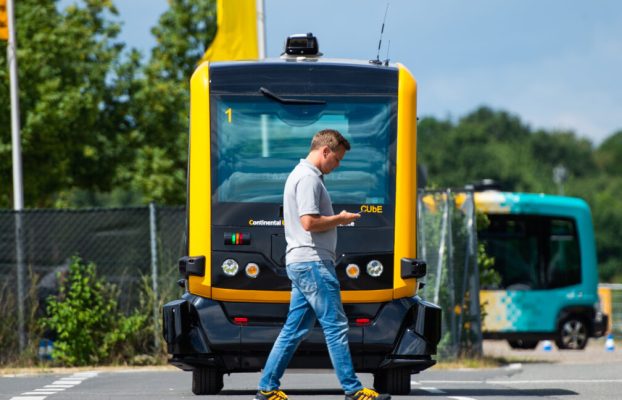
[
  {"xmin": 417, "ymin": 189, "xmax": 482, "ymax": 359},
  {"xmin": 2, "ymin": 195, "xmax": 483, "ymax": 361},
  {"xmin": 0, "ymin": 204, "xmax": 186, "ymax": 357}
]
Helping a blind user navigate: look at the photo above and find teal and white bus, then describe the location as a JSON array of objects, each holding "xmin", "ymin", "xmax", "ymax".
[{"xmin": 477, "ymin": 191, "xmax": 608, "ymax": 349}]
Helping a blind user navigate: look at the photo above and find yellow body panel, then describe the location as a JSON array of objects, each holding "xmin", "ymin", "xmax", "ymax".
[
  {"xmin": 188, "ymin": 62, "xmax": 420, "ymax": 303},
  {"xmin": 212, "ymin": 288, "xmax": 395, "ymax": 303},
  {"xmin": 392, "ymin": 64, "xmax": 418, "ymax": 299},
  {"xmin": 187, "ymin": 62, "xmax": 213, "ymax": 298}
]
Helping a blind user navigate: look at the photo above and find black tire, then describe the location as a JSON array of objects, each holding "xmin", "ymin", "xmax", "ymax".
[
  {"xmin": 373, "ymin": 367, "xmax": 411, "ymax": 395},
  {"xmin": 555, "ymin": 317, "xmax": 589, "ymax": 350},
  {"xmin": 192, "ymin": 367, "xmax": 224, "ymax": 395},
  {"xmin": 507, "ymin": 339, "xmax": 539, "ymax": 350}
]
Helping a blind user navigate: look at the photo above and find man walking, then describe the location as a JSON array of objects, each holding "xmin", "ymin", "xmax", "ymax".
[{"xmin": 255, "ymin": 129, "xmax": 390, "ymax": 400}]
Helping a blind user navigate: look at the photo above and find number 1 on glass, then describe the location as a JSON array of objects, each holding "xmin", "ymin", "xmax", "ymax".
[{"xmin": 225, "ymin": 108, "xmax": 232, "ymax": 123}]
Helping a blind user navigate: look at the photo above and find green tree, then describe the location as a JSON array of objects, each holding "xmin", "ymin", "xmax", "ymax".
[
  {"xmin": 569, "ymin": 131, "xmax": 622, "ymax": 282},
  {"xmin": 419, "ymin": 107, "xmax": 542, "ymax": 191},
  {"xmin": 595, "ymin": 130, "xmax": 622, "ymax": 176},
  {"xmin": 0, "ymin": 0, "xmax": 133, "ymax": 208},
  {"xmin": 119, "ymin": 0, "xmax": 216, "ymax": 205}
]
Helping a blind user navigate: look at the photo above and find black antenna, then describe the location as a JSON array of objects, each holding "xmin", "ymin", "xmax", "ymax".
[
  {"xmin": 384, "ymin": 40, "xmax": 391, "ymax": 66},
  {"xmin": 370, "ymin": 3, "xmax": 389, "ymax": 65}
]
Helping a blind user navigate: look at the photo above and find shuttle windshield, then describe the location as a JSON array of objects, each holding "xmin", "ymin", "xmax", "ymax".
[{"xmin": 214, "ymin": 95, "xmax": 396, "ymax": 205}]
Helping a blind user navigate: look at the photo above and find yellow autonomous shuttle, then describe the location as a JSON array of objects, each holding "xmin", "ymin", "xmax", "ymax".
[{"xmin": 163, "ymin": 34, "xmax": 441, "ymax": 395}]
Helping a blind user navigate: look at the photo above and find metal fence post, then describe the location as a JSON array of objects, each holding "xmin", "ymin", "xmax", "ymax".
[
  {"xmin": 446, "ymin": 189, "xmax": 456, "ymax": 353},
  {"xmin": 417, "ymin": 193, "xmax": 427, "ymax": 263},
  {"xmin": 149, "ymin": 202, "xmax": 160, "ymax": 350},
  {"xmin": 433, "ymin": 194, "xmax": 449, "ymax": 305},
  {"xmin": 14, "ymin": 211, "xmax": 26, "ymax": 351}
]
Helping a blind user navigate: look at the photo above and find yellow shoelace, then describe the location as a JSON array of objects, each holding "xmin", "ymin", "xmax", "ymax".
[
  {"xmin": 262, "ymin": 390, "xmax": 288, "ymax": 400},
  {"xmin": 355, "ymin": 387, "xmax": 380, "ymax": 400}
]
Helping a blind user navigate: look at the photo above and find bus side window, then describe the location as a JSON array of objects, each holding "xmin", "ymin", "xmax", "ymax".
[
  {"xmin": 481, "ymin": 217, "xmax": 539, "ymax": 290},
  {"xmin": 546, "ymin": 219, "xmax": 581, "ymax": 288}
]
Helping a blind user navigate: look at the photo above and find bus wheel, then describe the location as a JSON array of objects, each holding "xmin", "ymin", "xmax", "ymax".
[
  {"xmin": 373, "ymin": 368, "xmax": 411, "ymax": 395},
  {"xmin": 192, "ymin": 367, "xmax": 224, "ymax": 395},
  {"xmin": 555, "ymin": 317, "xmax": 588, "ymax": 350},
  {"xmin": 507, "ymin": 339, "xmax": 539, "ymax": 350}
]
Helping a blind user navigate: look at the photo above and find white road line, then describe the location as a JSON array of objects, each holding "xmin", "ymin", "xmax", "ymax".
[
  {"xmin": 51, "ymin": 380, "xmax": 81, "ymax": 385},
  {"xmin": 447, "ymin": 397, "xmax": 478, "ymax": 400},
  {"xmin": 34, "ymin": 389, "xmax": 64, "ymax": 392},
  {"xmin": 421, "ymin": 378, "xmax": 622, "ymax": 385},
  {"xmin": 20, "ymin": 393, "xmax": 57, "ymax": 396},
  {"xmin": 10, "ymin": 397, "xmax": 47, "ymax": 400},
  {"xmin": 420, "ymin": 386, "xmax": 446, "ymax": 394},
  {"xmin": 421, "ymin": 380, "xmax": 485, "ymax": 384},
  {"xmin": 410, "ymin": 380, "xmax": 420, "ymax": 385}
]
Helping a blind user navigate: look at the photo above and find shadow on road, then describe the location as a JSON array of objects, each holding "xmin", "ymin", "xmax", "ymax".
[
  {"xmin": 214, "ymin": 388, "xmax": 579, "ymax": 397},
  {"xmin": 221, "ymin": 389, "xmax": 344, "ymax": 396}
]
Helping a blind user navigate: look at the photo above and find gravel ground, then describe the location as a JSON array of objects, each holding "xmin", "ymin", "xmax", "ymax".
[{"xmin": 483, "ymin": 336, "xmax": 622, "ymax": 364}]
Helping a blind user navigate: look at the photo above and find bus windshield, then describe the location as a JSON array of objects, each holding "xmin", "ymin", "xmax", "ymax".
[{"xmin": 214, "ymin": 95, "xmax": 396, "ymax": 205}]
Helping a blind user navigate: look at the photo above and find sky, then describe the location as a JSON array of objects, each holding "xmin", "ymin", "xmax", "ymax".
[{"xmin": 60, "ymin": 0, "xmax": 622, "ymax": 145}]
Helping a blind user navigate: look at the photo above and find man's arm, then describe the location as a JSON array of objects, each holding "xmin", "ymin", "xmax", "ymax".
[{"xmin": 300, "ymin": 211, "xmax": 360, "ymax": 232}]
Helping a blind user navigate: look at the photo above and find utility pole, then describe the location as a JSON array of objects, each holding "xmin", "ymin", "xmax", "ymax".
[
  {"xmin": 256, "ymin": 0, "xmax": 266, "ymax": 59},
  {"xmin": 553, "ymin": 164, "xmax": 567, "ymax": 196},
  {"xmin": 5, "ymin": 0, "xmax": 26, "ymax": 350}
]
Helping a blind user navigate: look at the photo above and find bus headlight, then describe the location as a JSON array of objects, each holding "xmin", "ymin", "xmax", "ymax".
[
  {"xmin": 366, "ymin": 260, "xmax": 383, "ymax": 277},
  {"xmin": 221, "ymin": 259, "xmax": 239, "ymax": 276},
  {"xmin": 245, "ymin": 262, "xmax": 260, "ymax": 278},
  {"xmin": 345, "ymin": 264, "xmax": 360, "ymax": 279}
]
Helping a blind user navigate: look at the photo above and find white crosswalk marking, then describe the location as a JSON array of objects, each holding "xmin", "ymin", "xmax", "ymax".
[
  {"xmin": 10, "ymin": 397, "xmax": 47, "ymax": 400},
  {"xmin": 10, "ymin": 371, "xmax": 99, "ymax": 400}
]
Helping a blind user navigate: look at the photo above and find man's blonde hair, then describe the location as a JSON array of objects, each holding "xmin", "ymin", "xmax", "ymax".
[{"xmin": 310, "ymin": 129, "xmax": 351, "ymax": 151}]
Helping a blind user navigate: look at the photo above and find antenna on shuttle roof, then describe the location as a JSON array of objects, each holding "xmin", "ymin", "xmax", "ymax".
[
  {"xmin": 384, "ymin": 40, "xmax": 391, "ymax": 66},
  {"xmin": 370, "ymin": 3, "xmax": 390, "ymax": 65}
]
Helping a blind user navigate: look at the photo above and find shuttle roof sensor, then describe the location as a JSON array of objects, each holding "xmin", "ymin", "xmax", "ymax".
[{"xmin": 283, "ymin": 33, "xmax": 321, "ymax": 56}]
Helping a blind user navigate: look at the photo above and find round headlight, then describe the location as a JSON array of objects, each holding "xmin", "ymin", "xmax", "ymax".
[
  {"xmin": 221, "ymin": 259, "xmax": 239, "ymax": 276},
  {"xmin": 345, "ymin": 263, "xmax": 360, "ymax": 279},
  {"xmin": 245, "ymin": 262, "xmax": 260, "ymax": 278},
  {"xmin": 366, "ymin": 260, "xmax": 384, "ymax": 277}
]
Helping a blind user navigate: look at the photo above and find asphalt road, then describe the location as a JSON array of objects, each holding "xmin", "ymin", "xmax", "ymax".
[
  {"xmin": 2, "ymin": 339, "xmax": 622, "ymax": 400},
  {"xmin": 3, "ymin": 361, "xmax": 622, "ymax": 400}
]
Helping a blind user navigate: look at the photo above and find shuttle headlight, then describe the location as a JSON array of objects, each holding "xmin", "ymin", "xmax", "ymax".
[
  {"xmin": 345, "ymin": 264, "xmax": 360, "ymax": 279},
  {"xmin": 245, "ymin": 263, "xmax": 260, "ymax": 278},
  {"xmin": 221, "ymin": 259, "xmax": 239, "ymax": 276},
  {"xmin": 366, "ymin": 260, "xmax": 384, "ymax": 277}
]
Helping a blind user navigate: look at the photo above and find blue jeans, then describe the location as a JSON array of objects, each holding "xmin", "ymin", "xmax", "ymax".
[{"xmin": 258, "ymin": 260, "xmax": 363, "ymax": 394}]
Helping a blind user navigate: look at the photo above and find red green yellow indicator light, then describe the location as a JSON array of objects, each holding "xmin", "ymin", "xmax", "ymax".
[{"xmin": 224, "ymin": 232, "xmax": 251, "ymax": 245}]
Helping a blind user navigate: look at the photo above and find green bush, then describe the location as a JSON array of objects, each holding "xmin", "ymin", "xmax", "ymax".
[{"xmin": 43, "ymin": 257, "xmax": 147, "ymax": 366}]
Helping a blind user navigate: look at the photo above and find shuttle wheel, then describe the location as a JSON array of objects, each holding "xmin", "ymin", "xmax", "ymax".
[
  {"xmin": 192, "ymin": 367, "xmax": 224, "ymax": 395},
  {"xmin": 373, "ymin": 367, "xmax": 411, "ymax": 395},
  {"xmin": 556, "ymin": 317, "xmax": 588, "ymax": 350}
]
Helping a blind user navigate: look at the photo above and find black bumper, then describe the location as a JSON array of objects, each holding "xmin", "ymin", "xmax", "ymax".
[{"xmin": 163, "ymin": 294, "xmax": 441, "ymax": 374}]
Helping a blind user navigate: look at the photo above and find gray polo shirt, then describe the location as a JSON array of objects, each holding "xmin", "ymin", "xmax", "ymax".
[{"xmin": 283, "ymin": 159, "xmax": 336, "ymax": 264}]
